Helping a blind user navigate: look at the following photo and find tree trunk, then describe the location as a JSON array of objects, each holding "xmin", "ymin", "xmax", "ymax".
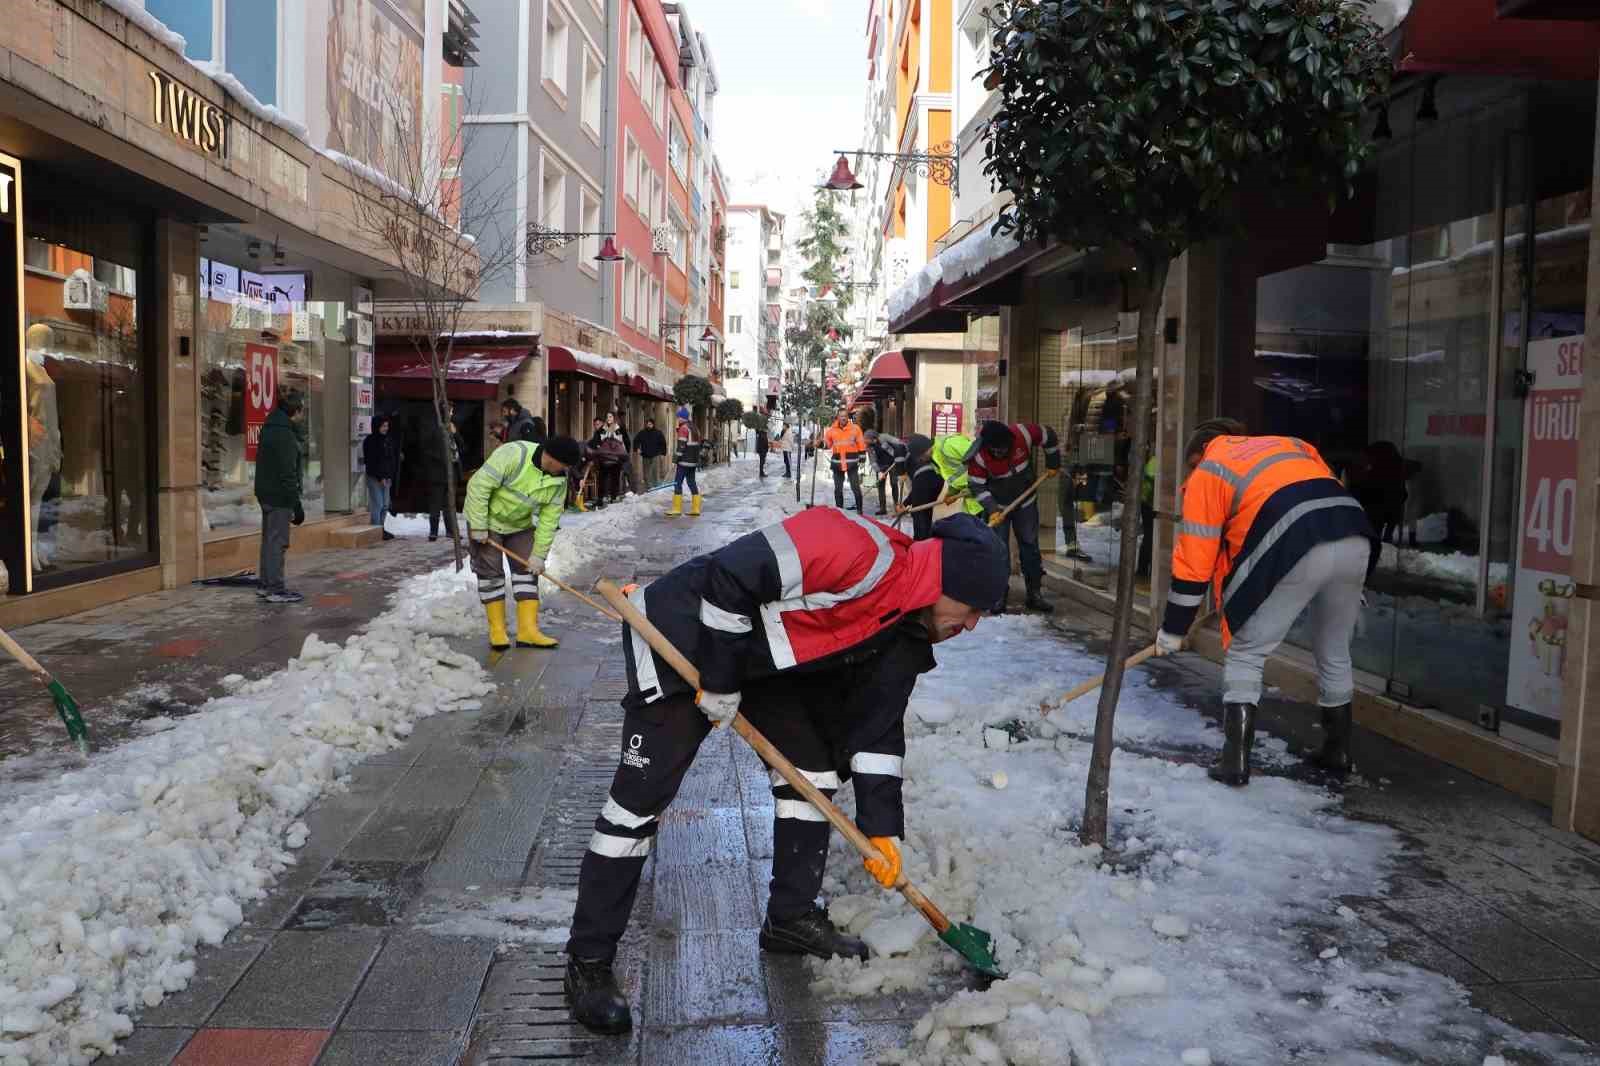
[
  {"xmin": 1080, "ymin": 254, "xmax": 1169, "ymax": 847},
  {"xmin": 429, "ymin": 346, "xmax": 464, "ymax": 573}
]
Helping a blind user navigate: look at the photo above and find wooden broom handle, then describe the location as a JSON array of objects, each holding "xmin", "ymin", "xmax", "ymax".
[{"xmin": 0, "ymin": 626, "xmax": 49, "ymax": 683}]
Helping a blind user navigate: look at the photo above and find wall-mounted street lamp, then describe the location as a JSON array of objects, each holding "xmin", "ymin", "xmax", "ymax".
[
  {"xmin": 821, "ymin": 143, "xmax": 959, "ymax": 195},
  {"xmin": 661, "ymin": 322, "xmax": 719, "ymax": 344},
  {"xmin": 526, "ymin": 223, "xmax": 622, "ymax": 261}
]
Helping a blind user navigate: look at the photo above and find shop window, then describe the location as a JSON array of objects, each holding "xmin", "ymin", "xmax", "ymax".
[
  {"xmin": 146, "ymin": 0, "xmax": 213, "ymax": 60},
  {"xmin": 13, "ymin": 190, "xmax": 153, "ymax": 588},
  {"xmin": 197, "ymin": 227, "xmax": 351, "ymax": 539},
  {"xmin": 225, "ymin": 0, "xmax": 277, "ymax": 106}
]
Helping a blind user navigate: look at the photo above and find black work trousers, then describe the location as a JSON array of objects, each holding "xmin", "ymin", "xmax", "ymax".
[
  {"xmin": 992, "ymin": 500, "xmax": 1044, "ymax": 597},
  {"xmin": 425, "ymin": 481, "xmax": 459, "ymax": 540},
  {"xmin": 832, "ymin": 459, "xmax": 863, "ymax": 511},
  {"xmin": 874, "ymin": 469, "xmax": 901, "ymax": 514}
]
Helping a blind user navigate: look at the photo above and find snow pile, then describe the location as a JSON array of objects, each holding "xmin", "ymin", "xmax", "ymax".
[
  {"xmin": 806, "ymin": 616, "xmax": 1589, "ymax": 1064},
  {"xmin": 0, "ymin": 590, "xmax": 493, "ymax": 1064},
  {"xmin": 886, "ymin": 229, "xmax": 1022, "ymax": 323},
  {"xmin": 187, "ymin": 60, "xmax": 312, "ymax": 145},
  {"xmin": 1376, "ymin": 542, "xmax": 1508, "ymax": 591},
  {"xmin": 565, "ymin": 349, "xmax": 640, "ymax": 380},
  {"xmin": 101, "ymin": 0, "xmax": 187, "ymax": 54}
]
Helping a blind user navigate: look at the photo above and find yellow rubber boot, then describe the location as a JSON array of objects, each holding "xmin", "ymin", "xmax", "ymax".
[
  {"xmin": 516, "ymin": 599, "xmax": 559, "ymax": 648},
  {"xmin": 485, "ymin": 600, "xmax": 511, "ymax": 651},
  {"xmin": 690, "ymin": 494, "xmax": 703, "ymax": 517},
  {"xmin": 666, "ymin": 493, "xmax": 683, "ymax": 517}
]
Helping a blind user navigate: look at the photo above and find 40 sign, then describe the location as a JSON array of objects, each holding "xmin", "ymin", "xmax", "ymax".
[
  {"xmin": 1506, "ymin": 336, "xmax": 1582, "ymax": 721},
  {"xmin": 243, "ymin": 343, "xmax": 279, "ymax": 461}
]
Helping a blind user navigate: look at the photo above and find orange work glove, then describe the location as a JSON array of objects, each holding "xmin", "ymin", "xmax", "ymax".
[
  {"xmin": 987, "ymin": 511, "xmax": 1006, "ymax": 528},
  {"xmin": 863, "ymin": 836, "xmax": 901, "ymax": 889}
]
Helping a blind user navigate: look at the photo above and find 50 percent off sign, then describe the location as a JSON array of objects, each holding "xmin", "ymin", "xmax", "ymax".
[
  {"xmin": 1506, "ymin": 336, "xmax": 1582, "ymax": 720},
  {"xmin": 244, "ymin": 342, "xmax": 279, "ymax": 461}
]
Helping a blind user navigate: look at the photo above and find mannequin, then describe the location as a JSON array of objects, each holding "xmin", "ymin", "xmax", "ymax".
[{"xmin": 25, "ymin": 323, "xmax": 62, "ymax": 571}]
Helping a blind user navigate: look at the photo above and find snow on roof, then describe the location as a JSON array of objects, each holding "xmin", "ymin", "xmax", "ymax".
[
  {"xmin": 103, "ymin": 0, "xmax": 187, "ymax": 54},
  {"xmin": 443, "ymin": 330, "xmax": 540, "ymax": 339},
  {"xmin": 886, "ymin": 229, "xmax": 1023, "ymax": 324},
  {"xmin": 564, "ymin": 347, "xmax": 639, "ymax": 378},
  {"xmin": 188, "ymin": 60, "xmax": 311, "ymax": 145}
]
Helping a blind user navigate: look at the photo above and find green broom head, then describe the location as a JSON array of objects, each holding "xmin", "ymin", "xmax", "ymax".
[
  {"xmin": 47, "ymin": 679, "xmax": 88, "ymax": 746},
  {"xmin": 938, "ymin": 921, "xmax": 1006, "ymax": 979}
]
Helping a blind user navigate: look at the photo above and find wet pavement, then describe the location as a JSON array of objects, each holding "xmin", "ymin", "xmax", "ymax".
[{"xmin": 10, "ymin": 467, "xmax": 1600, "ymax": 1064}]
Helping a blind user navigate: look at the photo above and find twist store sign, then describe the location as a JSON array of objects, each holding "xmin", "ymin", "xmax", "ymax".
[{"xmin": 1506, "ymin": 336, "xmax": 1582, "ymax": 720}]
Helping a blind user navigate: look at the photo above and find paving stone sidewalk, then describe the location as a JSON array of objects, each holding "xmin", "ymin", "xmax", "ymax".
[{"xmin": 17, "ymin": 468, "xmax": 1600, "ymax": 1064}]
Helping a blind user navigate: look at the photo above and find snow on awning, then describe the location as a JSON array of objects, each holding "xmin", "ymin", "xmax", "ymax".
[
  {"xmin": 375, "ymin": 347, "xmax": 532, "ymax": 400},
  {"xmin": 627, "ymin": 374, "xmax": 675, "ymax": 401},
  {"xmin": 546, "ymin": 345, "xmax": 638, "ymax": 384},
  {"xmin": 887, "ymin": 230, "xmax": 1051, "ymax": 335}
]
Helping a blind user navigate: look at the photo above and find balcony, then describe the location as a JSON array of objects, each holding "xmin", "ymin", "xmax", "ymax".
[{"xmin": 765, "ymin": 268, "xmax": 782, "ymax": 289}]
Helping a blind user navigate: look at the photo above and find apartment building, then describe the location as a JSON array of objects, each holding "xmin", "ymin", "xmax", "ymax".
[{"xmin": 724, "ymin": 205, "xmax": 785, "ymax": 417}]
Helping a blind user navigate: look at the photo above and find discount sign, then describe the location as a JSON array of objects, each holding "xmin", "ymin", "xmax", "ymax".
[
  {"xmin": 243, "ymin": 342, "xmax": 279, "ymax": 461},
  {"xmin": 1506, "ymin": 336, "xmax": 1582, "ymax": 720}
]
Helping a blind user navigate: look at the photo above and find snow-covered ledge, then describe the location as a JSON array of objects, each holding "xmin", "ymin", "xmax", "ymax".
[{"xmin": 886, "ymin": 228, "xmax": 1023, "ymax": 326}]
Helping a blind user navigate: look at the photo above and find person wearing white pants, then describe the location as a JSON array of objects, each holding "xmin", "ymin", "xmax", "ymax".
[{"xmin": 1156, "ymin": 419, "xmax": 1376, "ymax": 786}]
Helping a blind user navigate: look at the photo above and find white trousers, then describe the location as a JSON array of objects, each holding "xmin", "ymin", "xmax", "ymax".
[{"xmin": 1222, "ymin": 535, "xmax": 1368, "ymax": 708}]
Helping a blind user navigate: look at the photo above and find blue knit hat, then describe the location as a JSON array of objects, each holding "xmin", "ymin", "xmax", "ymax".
[
  {"xmin": 677, "ymin": 406, "xmax": 690, "ymax": 421},
  {"xmin": 932, "ymin": 514, "xmax": 1009, "ymax": 611}
]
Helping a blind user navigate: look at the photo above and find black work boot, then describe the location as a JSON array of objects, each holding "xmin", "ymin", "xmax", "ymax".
[
  {"xmin": 1208, "ymin": 703, "xmax": 1256, "ymax": 786},
  {"xmin": 1310, "ymin": 703, "xmax": 1353, "ymax": 775},
  {"xmin": 1025, "ymin": 588, "xmax": 1054, "ymax": 614},
  {"xmin": 760, "ymin": 907, "xmax": 869, "ymax": 962},
  {"xmin": 565, "ymin": 956, "xmax": 631, "ymax": 1034}
]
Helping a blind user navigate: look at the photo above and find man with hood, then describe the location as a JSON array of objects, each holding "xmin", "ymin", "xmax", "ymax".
[
  {"xmin": 563, "ymin": 510, "xmax": 1009, "ymax": 1034},
  {"xmin": 966, "ymin": 420, "xmax": 1062, "ymax": 614}
]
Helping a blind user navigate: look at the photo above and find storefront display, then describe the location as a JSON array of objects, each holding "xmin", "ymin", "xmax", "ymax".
[
  {"xmin": 198, "ymin": 227, "xmax": 361, "ymax": 540},
  {"xmin": 13, "ymin": 169, "xmax": 154, "ymax": 587}
]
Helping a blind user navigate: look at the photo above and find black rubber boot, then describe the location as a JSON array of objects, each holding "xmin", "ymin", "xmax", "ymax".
[
  {"xmin": 1311, "ymin": 703, "xmax": 1353, "ymax": 774},
  {"xmin": 1025, "ymin": 589, "xmax": 1054, "ymax": 614},
  {"xmin": 564, "ymin": 956, "xmax": 631, "ymax": 1034},
  {"xmin": 1208, "ymin": 703, "xmax": 1256, "ymax": 786},
  {"xmin": 759, "ymin": 907, "xmax": 868, "ymax": 962}
]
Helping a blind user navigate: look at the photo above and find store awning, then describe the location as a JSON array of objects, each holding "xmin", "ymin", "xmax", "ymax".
[
  {"xmin": 888, "ymin": 235, "xmax": 1054, "ymax": 336},
  {"xmin": 1397, "ymin": 0, "xmax": 1600, "ymax": 79},
  {"xmin": 627, "ymin": 373, "xmax": 675, "ymax": 401},
  {"xmin": 375, "ymin": 347, "xmax": 533, "ymax": 400},
  {"xmin": 546, "ymin": 345, "xmax": 637, "ymax": 384},
  {"xmin": 862, "ymin": 350, "xmax": 911, "ymax": 385}
]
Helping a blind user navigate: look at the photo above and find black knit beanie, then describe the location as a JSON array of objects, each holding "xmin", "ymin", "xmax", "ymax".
[
  {"xmin": 906, "ymin": 433, "xmax": 932, "ymax": 462},
  {"xmin": 540, "ymin": 435, "xmax": 582, "ymax": 467},
  {"xmin": 979, "ymin": 420, "xmax": 1013, "ymax": 451},
  {"xmin": 932, "ymin": 514, "xmax": 1009, "ymax": 610}
]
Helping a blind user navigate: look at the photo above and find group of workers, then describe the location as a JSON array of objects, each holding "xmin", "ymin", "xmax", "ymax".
[{"xmin": 457, "ymin": 403, "xmax": 1374, "ymax": 1035}]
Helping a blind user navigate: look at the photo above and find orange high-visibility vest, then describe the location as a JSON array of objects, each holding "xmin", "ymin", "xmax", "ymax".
[
  {"xmin": 1164, "ymin": 435, "xmax": 1372, "ymax": 646},
  {"xmin": 823, "ymin": 422, "xmax": 867, "ymax": 461}
]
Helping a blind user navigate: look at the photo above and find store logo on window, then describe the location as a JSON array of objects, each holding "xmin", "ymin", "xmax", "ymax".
[{"xmin": 149, "ymin": 69, "xmax": 229, "ymax": 161}]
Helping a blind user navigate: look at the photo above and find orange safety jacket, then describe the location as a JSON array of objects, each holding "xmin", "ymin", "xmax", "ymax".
[
  {"xmin": 823, "ymin": 422, "xmax": 868, "ymax": 465},
  {"xmin": 1163, "ymin": 435, "xmax": 1373, "ymax": 647}
]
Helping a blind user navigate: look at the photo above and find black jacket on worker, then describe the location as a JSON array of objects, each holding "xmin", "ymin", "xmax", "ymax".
[
  {"xmin": 869, "ymin": 433, "xmax": 909, "ymax": 475},
  {"xmin": 634, "ymin": 426, "xmax": 667, "ymax": 458},
  {"xmin": 904, "ymin": 433, "xmax": 942, "ymax": 540},
  {"xmin": 362, "ymin": 430, "xmax": 400, "ymax": 481}
]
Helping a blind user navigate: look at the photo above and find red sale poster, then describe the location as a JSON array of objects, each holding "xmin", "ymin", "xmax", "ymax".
[
  {"xmin": 243, "ymin": 342, "xmax": 279, "ymax": 462},
  {"xmin": 1506, "ymin": 336, "xmax": 1582, "ymax": 720}
]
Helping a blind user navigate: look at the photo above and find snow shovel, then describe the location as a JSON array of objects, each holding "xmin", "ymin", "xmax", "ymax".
[
  {"xmin": 486, "ymin": 540, "xmax": 622, "ymax": 622},
  {"xmin": 891, "ymin": 481, "xmax": 953, "ymax": 530},
  {"xmin": 594, "ymin": 579, "xmax": 1006, "ymax": 980},
  {"xmin": 1039, "ymin": 613, "xmax": 1214, "ymax": 716},
  {"xmin": 0, "ymin": 625, "xmax": 89, "ymax": 756}
]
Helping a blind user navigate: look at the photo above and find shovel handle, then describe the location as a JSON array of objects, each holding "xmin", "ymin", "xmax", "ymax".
[
  {"xmin": 1047, "ymin": 645, "xmax": 1159, "ymax": 709},
  {"xmin": 487, "ymin": 540, "xmax": 622, "ymax": 622},
  {"xmin": 988, "ymin": 469, "xmax": 1058, "ymax": 526},
  {"xmin": 0, "ymin": 625, "xmax": 50, "ymax": 683},
  {"xmin": 594, "ymin": 580, "xmax": 936, "ymax": 919}
]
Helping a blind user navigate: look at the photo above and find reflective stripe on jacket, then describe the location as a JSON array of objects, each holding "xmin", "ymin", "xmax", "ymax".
[
  {"xmin": 463, "ymin": 441, "xmax": 567, "ymax": 553},
  {"xmin": 930, "ymin": 434, "xmax": 983, "ymax": 516},
  {"xmin": 823, "ymin": 423, "xmax": 867, "ymax": 463},
  {"xmin": 965, "ymin": 422, "xmax": 1061, "ymax": 512},
  {"xmin": 1163, "ymin": 435, "xmax": 1373, "ymax": 646}
]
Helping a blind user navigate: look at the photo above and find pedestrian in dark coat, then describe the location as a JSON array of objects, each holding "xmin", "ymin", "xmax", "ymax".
[
  {"xmin": 634, "ymin": 418, "xmax": 668, "ymax": 487},
  {"xmin": 254, "ymin": 393, "xmax": 306, "ymax": 602},
  {"xmin": 754, "ymin": 426, "xmax": 770, "ymax": 478},
  {"xmin": 362, "ymin": 415, "xmax": 401, "ymax": 538},
  {"xmin": 419, "ymin": 406, "xmax": 463, "ymax": 542}
]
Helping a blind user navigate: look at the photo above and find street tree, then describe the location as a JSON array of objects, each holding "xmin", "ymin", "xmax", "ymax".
[
  {"xmin": 788, "ymin": 189, "xmax": 854, "ymax": 502},
  {"xmin": 982, "ymin": 0, "xmax": 1389, "ymax": 845},
  {"xmin": 331, "ymin": 82, "xmax": 519, "ymax": 570}
]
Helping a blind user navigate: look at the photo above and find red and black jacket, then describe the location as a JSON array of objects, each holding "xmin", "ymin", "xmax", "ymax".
[
  {"xmin": 621, "ymin": 508, "xmax": 944, "ymax": 836},
  {"xmin": 965, "ymin": 422, "xmax": 1061, "ymax": 513}
]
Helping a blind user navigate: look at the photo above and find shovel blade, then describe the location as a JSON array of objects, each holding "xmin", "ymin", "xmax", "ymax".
[{"xmin": 937, "ymin": 921, "xmax": 1005, "ymax": 979}]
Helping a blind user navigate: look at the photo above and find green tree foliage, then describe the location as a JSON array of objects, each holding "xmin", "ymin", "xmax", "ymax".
[
  {"xmin": 716, "ymin": 397, "xmax": 745, "ymax": 423},
  {"xmin": 784, "ymin": 189, "xmax": 853, "ymax": 427},
  {"xmin": 741, "ymin": 410, "xmax": 768, "ymax": 432},
  {"xmin": 673, "ymin": 373, "xmax": 714, "ymax": 412},
  {"xmin": 982, "ymin": 0, "xmax": 1388, "ymax": 847}
]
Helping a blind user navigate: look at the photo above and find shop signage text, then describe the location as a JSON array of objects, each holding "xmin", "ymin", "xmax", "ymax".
[
  {"xmin": 244, "ymin": 343, "xmax": 279, "ymax": 461},
  {"xmin": 1506, "ymin": 336, "xmax": 1582, "ymax": 721},
  {"xmin": 149, "ymin": 70, "xmax": 229, "ymax": 161}
]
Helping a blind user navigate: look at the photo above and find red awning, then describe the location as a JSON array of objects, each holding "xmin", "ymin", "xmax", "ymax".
[
  {"xmin": 627, "ymin": 374, "xmax": 675, "ymax": 401},
  {"xmin": 1399, "ymin": 0, "xmax": 1600, "ymax": 79},
  {"xmin": 863, "ymin": 350, "xmax": 911, "ymax": 385},
  {"xmin": 546, "ymin": 345, "xmax": 635, "ymax": 383},
  {"xmin": 375, "ymin": 347, "xmax": 532, "ymax": 400}
]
